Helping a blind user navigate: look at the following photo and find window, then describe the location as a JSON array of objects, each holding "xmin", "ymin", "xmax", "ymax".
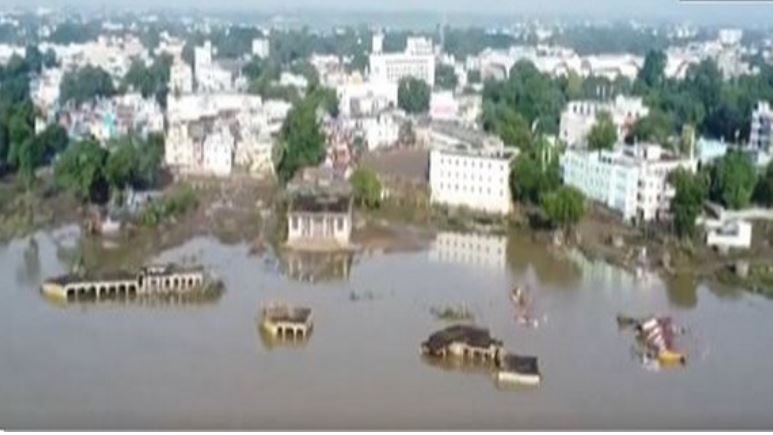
[{"xmin": 337, "ymin": 217, "xmax": 344, "ymax": 231}]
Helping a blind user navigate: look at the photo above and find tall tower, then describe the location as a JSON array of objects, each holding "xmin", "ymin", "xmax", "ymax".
[{"xmin": 372, "ymin": 31, "xmax": 384, "ymax": 54}]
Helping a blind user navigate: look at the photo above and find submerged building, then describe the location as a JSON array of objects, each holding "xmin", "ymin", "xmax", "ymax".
[
  {"xmin": 41, "ymin": 264, "xmax": 216, "ymax": 302},
  {"xmin": 286, "ymin": 167, "xmax": 354, "ymax": 251}
]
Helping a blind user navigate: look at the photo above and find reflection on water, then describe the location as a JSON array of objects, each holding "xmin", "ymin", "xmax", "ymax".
[
  {"xmin": 506, "ymin": 231, "xmax": 582, "ymax": 289},
  {"xmin": 16, "ymin": 237, "xmax": 41, "ymax": 286},
  {"xmin": 429, "ymin": 231, "xmax": 506, "ymax": 270},
  {"xmin": 3, "ymin": 225, "xmax": 773, "ymax": 429},
  {"xmin": 258, "ymin": 325, "xmax": 312, "ymax": 351},
  {"xmin": 41, "ymin": 286, "xmax": 225, "ymax": 309},
  {"xmin": 278, "ymin": 249, "xmax": 354, "ymax": 282}
]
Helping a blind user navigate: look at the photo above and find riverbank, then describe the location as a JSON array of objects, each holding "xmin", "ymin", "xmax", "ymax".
[{"xmin": 0, "ymin": 174, "xmax": 81, "ymax": 243}]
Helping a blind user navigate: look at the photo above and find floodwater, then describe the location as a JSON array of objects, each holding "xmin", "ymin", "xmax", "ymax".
[{"xmin": 2, "ymin": 226, "xmax": 773, "ymax": 430}]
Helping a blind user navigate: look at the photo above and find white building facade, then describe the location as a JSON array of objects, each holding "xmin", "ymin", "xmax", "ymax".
[
  {"xmin": 430, "ymin": 148, "xmax": 515, "ymax": 215},
  {"xmin": 369, "ymin": 35, "xmax": 435, "ymax": 87},
  {"xmin": 561, "ymin": 143, "xmax": 697, "ymax": 223},
  {"xmin": 560, "ymin": 95, "xmax": 649, "ymax": 147},
  {"xmin": 749, "ymin": 101, "xmax": 773, "ymax": 153}
]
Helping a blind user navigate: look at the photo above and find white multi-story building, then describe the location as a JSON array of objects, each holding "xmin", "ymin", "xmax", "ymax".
[
  {"xmin": 359, "ymin": 111, "xmax": 400, "ymax": 150},
  {"xmin": 252, "ymin": 38, "xmax": 270, "ymax": 59},
  {"xmin": 30, "ymin": 67, "xmax": 63, "ymax": 115},
  {"xmin": 194, "ymin": 41, "xmax": 233, "ymax": 93},
  {"xmin": 429, "ymin": 232, "xmax": 507, "ymax": 270},
  {"xmin": 430, "ymin": 91, "xmax": 459, "ymax": 122},
  {"xmin": 279, "ymin": 72, "xmax": 309, "ymax": 90},
  {"xmin": 165, "ymin": 93, "xmax": 288, "ymax": 177},
  {"xmin": 430, "ymin": 148, "xmax": 515, "ymax": 215},
  {"xmin": 429, "ymin": 125, "xmax": 516, "ymax": 215},
  {"xmin": 0, "ymin": 44, "xmax": 24, "ymax": 65},
  {"xmin": 561, "ymin": 143, "xmax": 697, "ymax": 223},
  {"xmin": 718, "ymin": 28, "xmax": 743, "ymax": 46},
  {"xmin": 337, "ymin": 78, "xmax": 398, "ymax": 117},
  {"xmin": 169, "ymin": 58, "xmax": 193, "ymax": 95},
  {"xmin": 749, "ymin": 101, "xmax": 773, "ymax": 153},
  {"xmin": 559, "ymin": 95, "xmax": 649, "ymax": 147},
  {"xmin": 369, "ymin": 34, "xmax": 435, "ymax": 86}
]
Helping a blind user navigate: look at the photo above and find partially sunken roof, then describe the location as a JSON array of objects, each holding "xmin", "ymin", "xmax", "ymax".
[
  {"xmin": 47, "ymin": 270, "xmax": 136, "ymax": 286},
  {"xmin": 499, "ymin": 354, "xmax": 540, "ymax": 376},
  {"xmin": 290, "ymin": 194, "xmax": 351, "ymax": 214},
  {"xmin": 422, "ymin": 324, "xmax": 503, "ymax": 355},
  {"xmin": 263, "ymin": 305, "xmax": 312, "ymax": 324}
]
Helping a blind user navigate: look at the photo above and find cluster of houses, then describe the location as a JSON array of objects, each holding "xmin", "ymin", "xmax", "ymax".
[{"xmin": 8, "ymin": 14, "xmax": 773, "ymax": 256}]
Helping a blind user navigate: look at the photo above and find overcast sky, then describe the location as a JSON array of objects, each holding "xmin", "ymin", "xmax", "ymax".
[{"xmin": 11, "ymin": 0, "xmax": 773, "ymax": 25}]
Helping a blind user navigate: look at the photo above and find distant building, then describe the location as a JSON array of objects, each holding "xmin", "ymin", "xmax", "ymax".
[
  {"xmin": 561, "ymin": 143, "xmax": 697, "ymax": 223},
  {"xmin": 430, "ymin": 91, "xmax": 459, "ymax": 122},
  {"xmin": 251, "ymin": 38, "xmax": 270, "ymax": 59},
  {"xmin": 357, "ymin": 110, "xmax": 401, "ymax": 150},
  {"xmin": 369, "ymin": 35, "xmax": 435, "ymax": 86},
  {"xmin": 749, "ymin": 101, "xmax": 773, "ymax": 154},
  {"xmin": 194, "ymin": 41, "xmax": 234, "ymax": 93},
  {"xmin": 560, "ymin": 95, "xmax": 649, "ymax": 147},
  {"xmin": 169, "ymin": 58, "xmax": 193, "ymax": 94},
  {"xmin": 696, "ymin": 137, "xmax": 728, "ymax": 166},
  {"xmin": 337, "ymin": 78, "xmax": 398, "ymax": 118},
  {"xmin": 279, "ymin": 72, "xmax": 309, "ymax": 90},
  {"xmin": 286, "ymin": 167, "xmax": 353, "ymax": 250},
  {"xmin": 165, "ymin": 93, "xmax": 287, "ymax": 177}
]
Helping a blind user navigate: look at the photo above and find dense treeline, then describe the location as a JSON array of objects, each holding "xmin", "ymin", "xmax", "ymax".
[
  {"xmin": 59, "ymin": 65, "xmax": 116, "ymax": 106},
  {"xmin": 121, "ymin": 55, "xmax": 173, "ymax": 106}
]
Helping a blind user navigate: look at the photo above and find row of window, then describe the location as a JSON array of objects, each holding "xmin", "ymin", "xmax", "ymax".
[{"xmin": 436, "ymin": 183, "xmax": 506, "ymax": 198}]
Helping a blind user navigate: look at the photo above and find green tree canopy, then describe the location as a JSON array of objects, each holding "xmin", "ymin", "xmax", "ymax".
[
  {"xmin": 397, "ymin": 77, "xmax": 430, "ymax": 114},
  {"xmin": 60, "ymin": 66, "xmax": 116, "ymax": 106},
  {"xmin": 754, "ymin": 161, "xmax": 773, "ymax": 207},
  {"xmin": 709, "ymin": 152, "xmax": 758, "ymax": 210},
  {"xmin": 435, "ymin": 64, "xmax": 458, "ymax": 90},
  {"xmin": 587, "ymin": 111, "xmax": 617, "ymax": 150},
  {"xmin": 670, "ymin": 168, "xmax": 708, "ymax": 237},
  {"xmin": 276, "ymin": 98, "xmax": 326, "ymax": 183},
  {"xmin": 541, "ymin": 186, "xmax": 586, "ymax": 230},
  {"xmin": 629, "ymin": 109, "xmax": 675, "ymax": 146},
  {"xmin": 509, "ymin": 137, "xmax": 561, "ymax": 204},
  {"xmin": 351, "ymin": 167, "xmax": 382, "ymax": 209},
  {"xmin": 54, "ymin": 138, "xmax": 109, "ymax": 202}
]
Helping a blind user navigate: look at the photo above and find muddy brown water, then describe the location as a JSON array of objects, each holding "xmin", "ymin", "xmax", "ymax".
[{"xmin": 2, "ymin": 225, "xmax": 773, "ymax": 429}]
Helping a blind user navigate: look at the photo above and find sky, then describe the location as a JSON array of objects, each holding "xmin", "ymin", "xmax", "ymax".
[{"xmin": 11, "ymin": 0, "xmax": 773, "ymax": 26}]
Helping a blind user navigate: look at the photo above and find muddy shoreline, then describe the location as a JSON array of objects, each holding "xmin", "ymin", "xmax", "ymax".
[{"xmin": 4, "ymin": 175, "xmax": 771, "ymax": 297}]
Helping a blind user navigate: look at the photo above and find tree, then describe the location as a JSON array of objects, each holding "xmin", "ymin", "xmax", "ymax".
[
  {"xmin": 397, "ymin": 77, "xmax": 430, "ymax": 114},
  {"xmin": 135, "ymin": 133, "xmax": 165, "ymax": 188},
  {"xmin": 122, "ymin": 56, "xmax": 172, "ymax": 104},
  {"xmin": 541, "ymin": 186, "xmax": 586, "ymax": 230},
  {"xmin": 636, "ymin": 50, "xmax": 666, "ymax": 90},
  {"xmin": 482, "ymin": 60, "xmax": 565, "ymax": 134},
  {"xmin": 710, "ymin": 152, "xmax": 757, "ymax": 210},
  {"xmin": 351, "ymin": 167, "xmax": 382, "ymax": 209},
  {"xmin": 670, "ymin": 168, "xmax": 708, "ymax": 237},
  {"xmin": 629, "ymin": 109, "xmax": 675, "ymax": 146},
  {"xmin": 509, "ymin": 138, "xmax": 561, "ymax": 204},
  {"xmin": 60, "ymin": 66, "xmax": 116, "ymax": 105},
  {"xmin": 105, "ymin": 139, "xmax": 139, "ymax": 190},
  {"xmin": 276, "ymin": 98, "xmax": 326, "ymax": 183},
  {"xmin": 435, "ymin": 64, "xmax": 458, "ymax": 90},
  {"xmin": 483, "ymin": 103, "xmax": 532, "ymax": 149},
  {"xmin": 54, "ymin": 138, "xmax": 109, "ymax": 202},
  {"xmin": 587, "ymin": 111, "xmax": 617, "ymax": 150},
  {"xmin": 754, "ymin": 161, "xmax": 773, "ymax": 207}
]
